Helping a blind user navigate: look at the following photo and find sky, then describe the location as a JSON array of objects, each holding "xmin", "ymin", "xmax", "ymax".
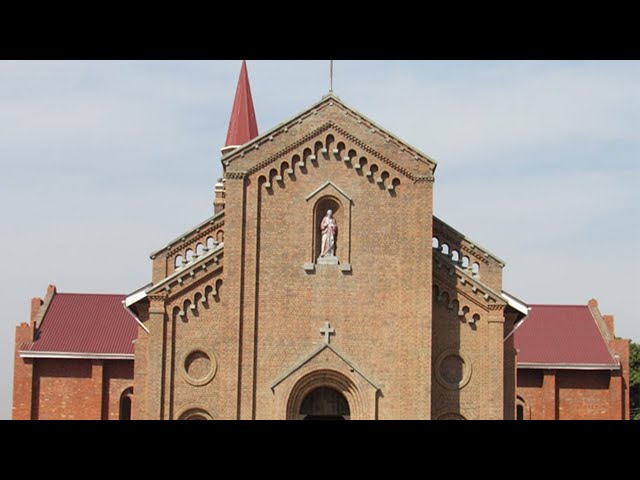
[{"xmin": 1, "ymin": 60, "xmax": 638, "ymax": 419}]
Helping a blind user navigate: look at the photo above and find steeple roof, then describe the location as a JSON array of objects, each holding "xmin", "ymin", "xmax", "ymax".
[{"xmin": 223, "ymin": 60, "xmax": 259, "ymax": 151}]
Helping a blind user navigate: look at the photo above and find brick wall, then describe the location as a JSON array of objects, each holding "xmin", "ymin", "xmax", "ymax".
[
  {"xmin": 33, "ymin": 359, "xmax": 101, "ymax": 420},
  {"xmin": 14, "ymin": 356, "xmax": 133, "ymax": 420},
  {"xmin": 557, "ymin": 370, "xmax": 612, "ymax": 420},
  {"xmin": 606, "ymin": 314, "xmax": 630, "ymax": 420},
  {"xmin": 226, "ymin": 102, "xmax": 434, "ymax": 420},
  {"xmin": 517, "ymin": 368, "xmax": 626, "ymax": 420},
  {"xmin": 12, "ymin": 322, "xmax": 35, "ymax": 420},
  {"xmin": 134, "ymin": 97, "xmax": 522, "ymax": 420},
  {"xmin": 431, "ymin": 279, "xmax": 508, "ymax": 419},
  {"xmin": 104, "ymin": 361, "xmax": 134, "ymax": 420}
]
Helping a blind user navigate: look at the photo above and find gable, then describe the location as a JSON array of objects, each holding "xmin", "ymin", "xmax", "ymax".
[
  {"xmin": 270, "ymin": 343, "xmax": 380, "ymax": 391},
  {"xmin": 223, "ymin": 94, "xmax": 437, "ymax": 182}
]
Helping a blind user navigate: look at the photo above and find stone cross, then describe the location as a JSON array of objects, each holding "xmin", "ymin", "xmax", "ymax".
[{"xmin": 320, "ymin": 322, "xmax": 335, "ymax": 345}]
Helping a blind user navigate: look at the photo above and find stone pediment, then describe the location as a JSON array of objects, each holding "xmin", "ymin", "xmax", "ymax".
[
  {"xmin": 305, "ymin": 181, "xmax": 353, "ymax": 204},
  {"xmin": 270, "ymin": 343, "xmax": 380, "ymax": 391},
  {"xmin": 223, "ymin": 94, "xmax": 437, "ymax": 182}
]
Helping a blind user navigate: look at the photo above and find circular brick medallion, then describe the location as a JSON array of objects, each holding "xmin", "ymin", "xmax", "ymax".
[
  {"xmin": 182, "ymin": 348, "xmax": 217, "ymax": 387},
  {"xmin": 435, "ymin": 350, "xmax": 472, "ymax": 390}
]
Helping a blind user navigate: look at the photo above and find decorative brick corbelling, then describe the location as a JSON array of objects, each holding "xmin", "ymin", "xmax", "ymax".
[
  {"xmin": 331, "ymin": 123, "xmax": 421, "ymax": 180},
  {"xmin": 225, "ymin": 171, "xmax": 247, "ymax": 180},
  {"xmin": 148, "ymin": 293, "xmax": 168, "ymax": 303},
  {"xmin": 245, "ymin": 123, "xmax": 334, "ymax": 176},
  {"xmin": 236, "ymin": 121, "xmax": 427, "ymax": 183},
  {"xmin": 414, "ymin": 176, "xmax": 436, "ymax": 184}
]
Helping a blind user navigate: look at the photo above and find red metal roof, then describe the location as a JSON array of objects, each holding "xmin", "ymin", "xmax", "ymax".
[
  {"xmin": 514, "ymin": 305, "xmax": 617, "ymax": 366},
  {"xmin": 22, "ymin": 293, "xmax": 137, "ymax": 356},
  {"xmin": 224, "ymin": 60, "xmax": 259, "ymax": 148}
]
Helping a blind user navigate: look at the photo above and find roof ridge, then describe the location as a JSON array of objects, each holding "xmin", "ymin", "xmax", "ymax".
[
  {"xmin": 222, "ymin": 93, "xmax": 438, "ymax": 169},
  {"xmin": 56, "ymin": 292, "xmax": 126, "ymax": 297},
  {"xmin": 529, "ymin": 304, "xmax": 588, "ymax": 308}
]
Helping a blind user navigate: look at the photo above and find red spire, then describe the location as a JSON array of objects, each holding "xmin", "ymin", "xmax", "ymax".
[{"xmin": 223, "ymin": 60, "xmax": 259, "ymax": 153}]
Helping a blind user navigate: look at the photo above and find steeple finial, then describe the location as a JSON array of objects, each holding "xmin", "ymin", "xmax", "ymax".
[
  {"xmin": 222, "ymin": 60, "xmax": 259, "ymax": 155},
  {"xmin": 330, "ymin": 60, "xmax": 334, "ymax": 93}
]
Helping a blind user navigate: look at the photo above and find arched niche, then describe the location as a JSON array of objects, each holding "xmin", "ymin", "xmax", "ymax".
[
  {"xmin": 314, "ymin": 196, "xmax": 342, "ymax": 261},
  {"xmin": 305, "ymin": 181, "xmax": 353, "ymax": 269}
]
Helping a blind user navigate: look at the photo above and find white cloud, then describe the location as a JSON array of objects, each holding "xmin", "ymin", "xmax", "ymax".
[{"xmin": 336, "ymin": 61, "xmax": 640, "ymax": 165}]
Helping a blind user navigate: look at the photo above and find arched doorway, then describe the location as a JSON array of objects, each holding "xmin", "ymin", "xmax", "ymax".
[
  {"xmin": 284, "ymin": 368, "xmax": 371, "ymax": 420},
  {"xmin": 299, "ymin": 387, "xmax": 350, "ymax": 420}
]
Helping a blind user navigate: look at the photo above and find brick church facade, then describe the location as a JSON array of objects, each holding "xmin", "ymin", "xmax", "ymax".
[{"xmin": 11, "ymin": 62, "xmax": 629, "ymax": 420}]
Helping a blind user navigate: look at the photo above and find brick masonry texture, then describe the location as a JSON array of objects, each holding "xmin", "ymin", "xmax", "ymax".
[
  {"xmin": 129, "ymin": 97, "xmax": 515, "ymax": 420},
  {"xmin": 18, "ymin": 95, "xmax": 630, "ymax": 420}
]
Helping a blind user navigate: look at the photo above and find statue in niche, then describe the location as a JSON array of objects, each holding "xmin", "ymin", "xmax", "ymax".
[{"xmin": 320, "ymin": 210, "xmax": 337, "ymax": 258}]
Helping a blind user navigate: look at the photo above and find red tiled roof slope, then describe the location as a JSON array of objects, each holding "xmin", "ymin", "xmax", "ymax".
[
  {"xmin": 515, "ymin": 305, "xmax": 617, "ymax": 366},
  {"xmin": 22, "ymin": 293, "xmax": 137, "ymax": 355}
]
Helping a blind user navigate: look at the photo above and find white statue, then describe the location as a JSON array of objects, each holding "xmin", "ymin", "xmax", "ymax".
[{"xmin": 320, "ymin": 210, "xmax": 337, "ymax": 258}]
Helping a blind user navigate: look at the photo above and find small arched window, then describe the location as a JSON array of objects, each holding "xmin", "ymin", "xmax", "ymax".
[
  {"xmin": 472, "ymin": 262, "xmax": 480, "ymax": 276},
  {"xmin": 516, "ymin": 395, "xmax": 528, "ymax": 420},
  {"xmin": 432, "ymin": 237, "xmax": 439, "ymax": 249},
  {"xmin": 120, "ymin": 387, "xmax": 133, "ymax": 421},
  {"xmin": 441, "ymin": 244, "xmax": 449, "ymax": 256}
]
